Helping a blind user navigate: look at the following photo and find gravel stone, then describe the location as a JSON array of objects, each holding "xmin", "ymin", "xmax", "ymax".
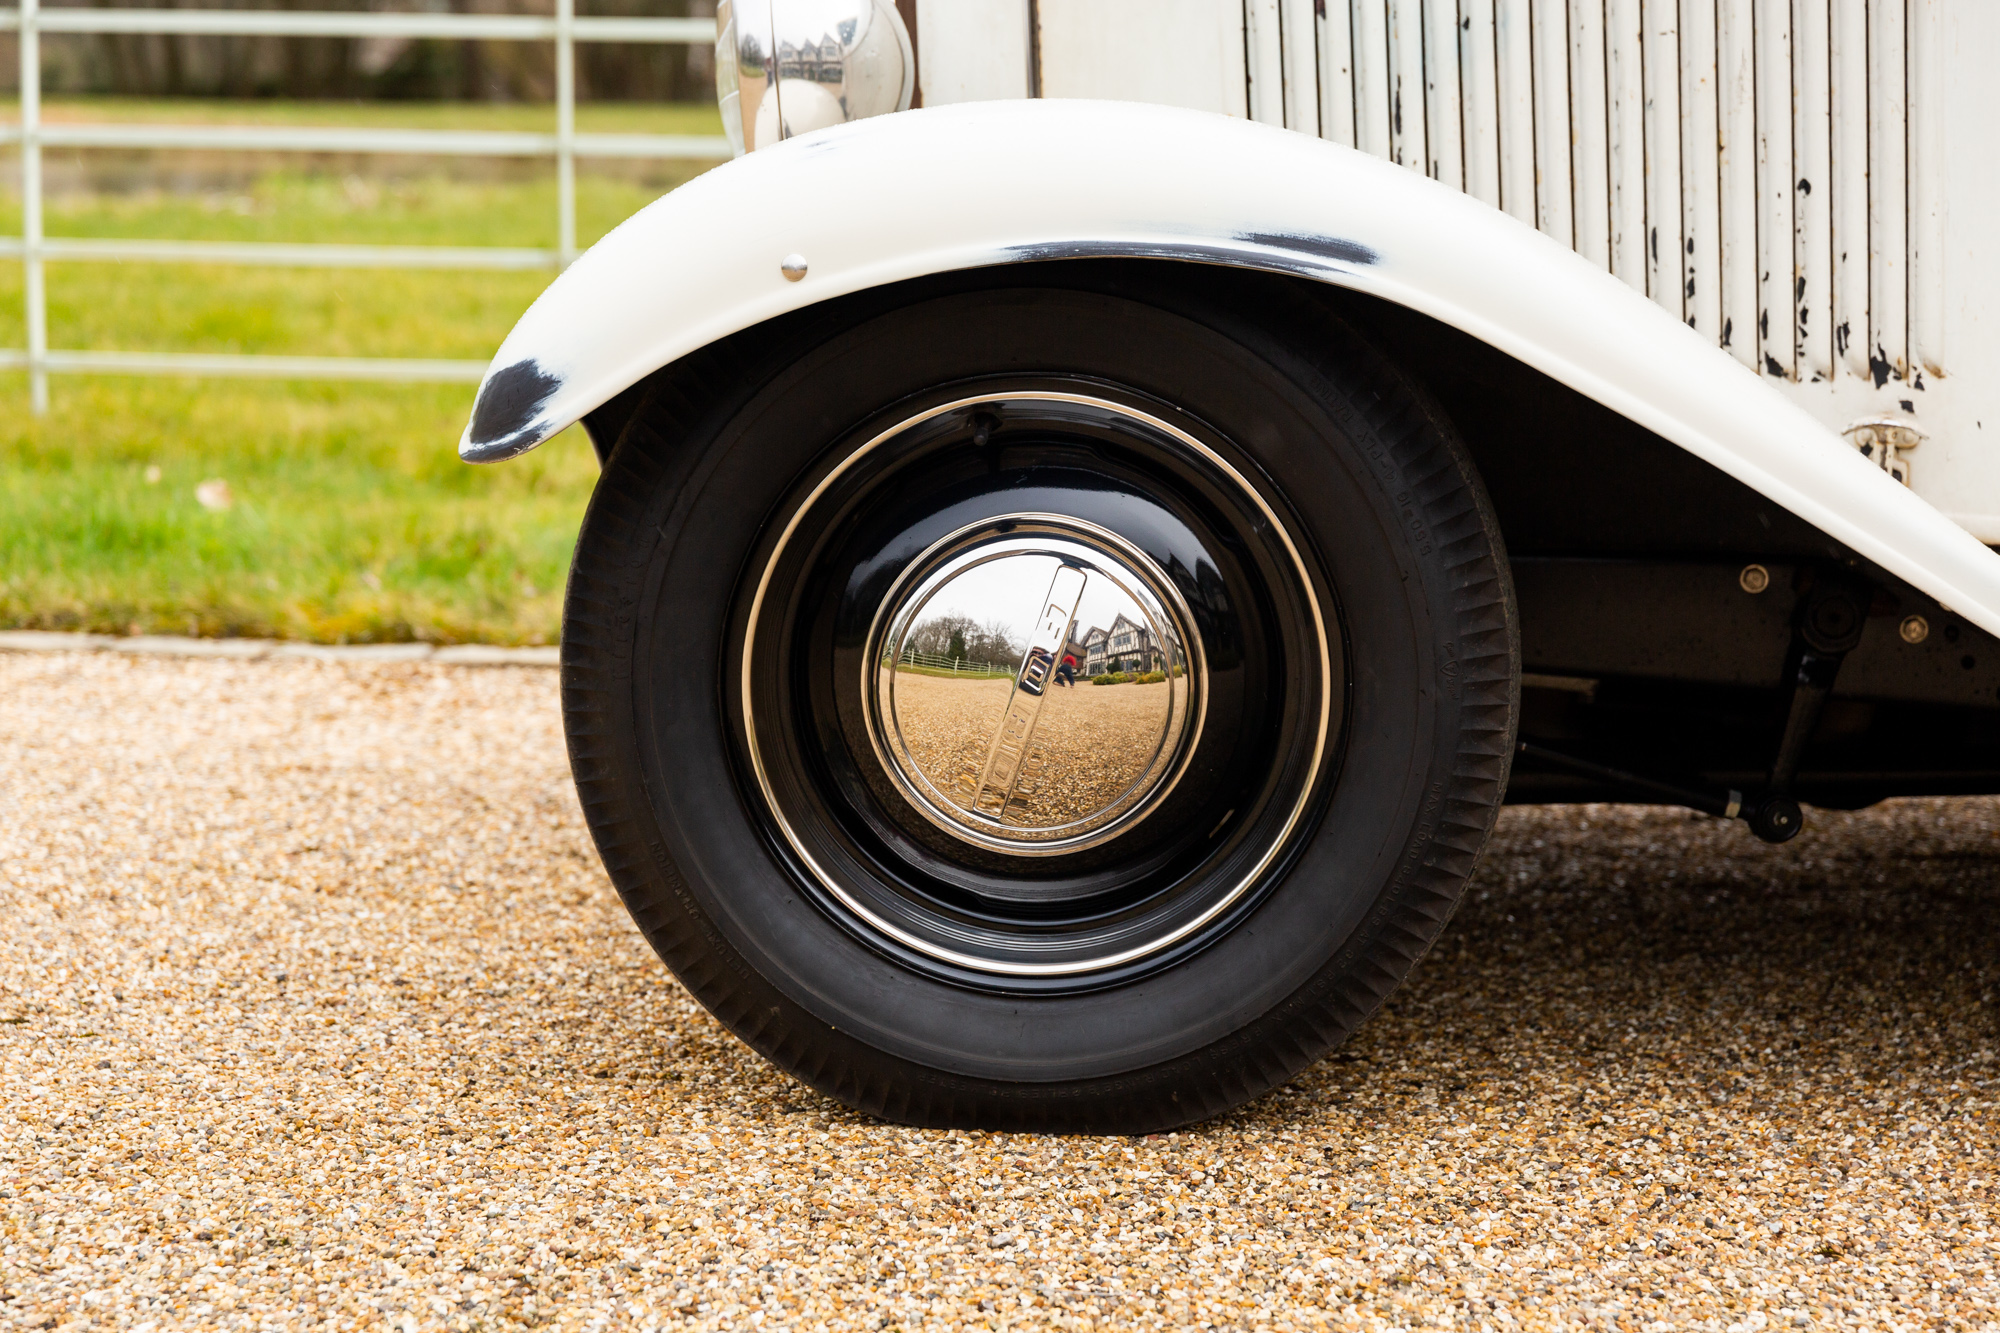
[{"xmin": 2, "ymin": 652, "xmax": 1995, "ymax": 1330}]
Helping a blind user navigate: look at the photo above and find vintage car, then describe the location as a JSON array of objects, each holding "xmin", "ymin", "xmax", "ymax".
[{"xmin": 459, "ymin": 1, "xmax": 2000, "ymax": 1131}]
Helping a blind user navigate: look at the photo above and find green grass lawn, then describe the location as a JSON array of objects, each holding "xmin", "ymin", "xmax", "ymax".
[{"xmin": 0, "ymin": 98, "xmax": 725, "ymax": 643}]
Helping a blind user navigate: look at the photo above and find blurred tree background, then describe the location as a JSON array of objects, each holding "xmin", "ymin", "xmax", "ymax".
[
  {"xmin": 907, "ymin": 615, "xmax": 1024, "ymax": 670},
  {"xmin": 0, "ymin": 0, "xmax": 714, "ymax": 103}
]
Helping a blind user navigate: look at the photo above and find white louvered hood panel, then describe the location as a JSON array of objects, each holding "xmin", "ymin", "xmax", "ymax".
[
  {"xmin": 1233, "ymin": 1, "xmax": 1998, "ymax": 537},
  {"xmin": 1249, "ymin": 0, "xmax": 1929, "ymax": 384}
]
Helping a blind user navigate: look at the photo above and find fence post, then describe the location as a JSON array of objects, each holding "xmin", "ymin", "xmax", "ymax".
[
  {"xmin": 20, "ymin": 0, "xmax": 47, "ymax": 413},
  {"xmin": 554, "ymin": 0, "xmax": 577, "ymax": 266}
]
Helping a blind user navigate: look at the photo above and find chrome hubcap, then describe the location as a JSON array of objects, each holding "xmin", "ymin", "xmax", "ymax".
[{"xmin": 866, "ymin": 517, "xmax": 1204, "ymax": 857}]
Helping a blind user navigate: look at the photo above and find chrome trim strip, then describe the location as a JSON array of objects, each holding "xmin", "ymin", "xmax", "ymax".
[{"xmin": 969, "ymin": 561, "xmax": 1087, "ymax": 819}]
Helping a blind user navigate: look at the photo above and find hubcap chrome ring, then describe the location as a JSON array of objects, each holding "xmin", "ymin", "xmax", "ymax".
[{"xmin": 740, "ymin": 391, "xmax": 1333, "ymax": 978}]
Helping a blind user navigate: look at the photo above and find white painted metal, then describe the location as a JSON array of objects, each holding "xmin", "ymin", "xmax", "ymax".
[
  {"xmin": 1639, "ymin": 0, "xmax": 1681, "ymax": 317},
  {"xmin": 1529, "ymin": 0, "xmax": 1573, "ymax": 247},
  {"xmin": 1386, "ymin": 0, "xmax": 1426, "ymax": 171},
  {"xmin": 565, "ymin": 133, "xmax": 735, "ymax": 160},
  {"xmin": 0, "ymin": 123, "xmax": 730, "ymax": 158},
  {"xmin": 1459, "ymin": 0, "xmax": 1502, "ymax": 211},
  {"xmin": 0, "ymin": 4, "xmax": 724, "ymax": 408},
  {"xmin": 1492, "ymin": 0, "xmax": 1535, "ymax": 226},
  {"xmin": 0, "ymin": 238, "xmax": 561, "ymax": 270},
  {"xmin": 1351, "ymin": 0, "xmax": 1394, "ymax": 158},
  {"xmin": 1279, "ymin": 0, "xmax": 1319, "ymax": 132},
  {"xmin": 0, "ymin": 349, "xmax": 487, "ymax": 380},
  {"xmin": 460, "ymin": 99, "xmax": 2000, "ymax": 640},
  {"xmin": 1896, "ymin": 0, "xmax": 2000, "ymax": 540},
  {"xmin": 1909, "ymin": 0, "xmax": 1944, "ymax": 380},
  {"xmin": 1246, "ymin": 0, "xmax": 1287, "ymax": 125},
  {"xmin": 1716, "ymin": 0, "xmax": 1757, "ymax": 369},
  {"xmin": 915, "ymin": 0, "xmax": 1031, "ymax": 104},
  {"xmin": 18, "ymin": 0, "xmax": 44, "ymax": 411},
  {"xmin": 1795, "ymin": 0, "xmax": 1833, "ymax": 382},
  {"xmin": 1569, "ymin": 0, "xmax": 1612, "ymax": 271},
  {"xmin": 1605, "ymin": 0, "xmax": 1646, "ymax": 288},
  {"xmin": 1276, "ymin": 3, "xmax": 1998, "ymax": 537},
  {"xmin": 1868, "ymin": 0, "xmax": 1908, "ymax": 384},
  {"xmin": 555, "ymin": 0, "xmax": 577, "ymax": 265},
  {"xmin": 0, "ymin": 9, "xmax": 709, "ymax": 40},
  {"xmin": 1829, "ymin": 0, "xmax": 1869, "ymax": 382},
  {"xmin": 1680, "ymin": 0, "xmax": 1723, "ymax": 342},
  {"xmin": 1422, "ymin": 0, "xmax": 1463, "ymax": 189},
  {"xmin": 1754, "ymin": 0, "xmax": 1793, "ymax": 379},
  {"xmin": 1317, "ymin": 0, "xmax": 1358, "ymax": 146},
  {"xmin": 1035, "ymin": 0, "xmax": 1246, "ymax": 114},
  {"xmin": 617, "ymin": 0, "xmax": 2000, "ymax": 537}
]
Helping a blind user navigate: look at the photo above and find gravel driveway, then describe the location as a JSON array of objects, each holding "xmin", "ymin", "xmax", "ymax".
[{"xmin": 2, "ymin": 652, "xmax": 1995, "ymax": 1331}]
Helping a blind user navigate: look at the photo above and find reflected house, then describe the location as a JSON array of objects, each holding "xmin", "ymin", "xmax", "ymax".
[
  {"xmin": 1082, "ymin": 624, "xmax": 1108, "ymax": 675},
  {"xmin": 1081, "ymin": 613, "xmax": 1161, "ymax": 675},
  {"xmin": 777, "ymin": 31, "xmax": 847, "ymax": 83}
]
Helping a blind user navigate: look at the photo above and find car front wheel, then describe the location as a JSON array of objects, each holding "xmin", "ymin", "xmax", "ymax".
[{"xmin": 562, "ymin": 267, "xmax": 1517, "ymax": 1132}]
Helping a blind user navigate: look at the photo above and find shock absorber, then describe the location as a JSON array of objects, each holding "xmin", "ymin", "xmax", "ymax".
[{"xmin": 1744, "ymin": 569, "xmax": 1873, "ymax": 843}]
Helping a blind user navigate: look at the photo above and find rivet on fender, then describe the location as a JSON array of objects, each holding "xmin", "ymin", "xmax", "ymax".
[{"xmin": 780, "ymin": 254, "xmax": 808, "ymax": 282}]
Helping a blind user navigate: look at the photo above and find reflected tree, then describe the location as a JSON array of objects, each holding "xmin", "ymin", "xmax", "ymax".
[{"xmin": 907, "ymin": 614, "xmax": 1022, "ymax": 668}]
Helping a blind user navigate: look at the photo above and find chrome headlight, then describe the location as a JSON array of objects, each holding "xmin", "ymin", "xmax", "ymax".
[{"xmin": 715, "ymin": 0, "xmax": 915, "ymax": 156}]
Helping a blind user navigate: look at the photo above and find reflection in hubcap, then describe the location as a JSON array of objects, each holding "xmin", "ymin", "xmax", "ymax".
[{"xmin": 866, "ymin": 517, "xmax": 1204, "ymax": 856}]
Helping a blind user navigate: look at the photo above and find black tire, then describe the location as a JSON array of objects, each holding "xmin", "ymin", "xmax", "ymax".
[{"xmin": 562, "ymin": 264, "xmax": 1516, "ymax": 1132}]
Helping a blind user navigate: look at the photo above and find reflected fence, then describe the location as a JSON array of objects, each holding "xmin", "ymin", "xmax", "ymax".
[
  {"xmin": 893, "ymin": 646, "xmax": 1018, "ymax": 679},
  {"xmin": 0, "ymin": 1, "xmax": 730, "ymax": 411}
]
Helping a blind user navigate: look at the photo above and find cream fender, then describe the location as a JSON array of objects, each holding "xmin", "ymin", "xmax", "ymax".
[{"xmin": 460, "ymin": 98, "xmax": 2000, "ymax": 637}]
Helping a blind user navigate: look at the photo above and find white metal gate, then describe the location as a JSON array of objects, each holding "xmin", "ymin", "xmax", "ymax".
[{"xmin": 0, "ymin": 4, "xmax": 730, "ymax": 411}]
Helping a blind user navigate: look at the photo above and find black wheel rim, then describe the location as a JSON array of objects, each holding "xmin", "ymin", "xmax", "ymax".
[{"xmin": 733, "ymin": 384, "xmax": 1343, "ymax": 991}]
